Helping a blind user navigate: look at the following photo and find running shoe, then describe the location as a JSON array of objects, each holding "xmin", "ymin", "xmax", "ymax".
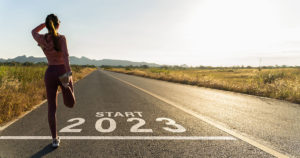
[{"xmin": 52, "ymin": 137, "xmax": 60, "ymax": 148}]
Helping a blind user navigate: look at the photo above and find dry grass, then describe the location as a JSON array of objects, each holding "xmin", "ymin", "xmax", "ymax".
[
  {"xmin": 0, "ymin": 65, "xmax": 96, "ymax": 125},
  {"xmin": 106, "ymin": 67, "xmax": 300, "ymax": 104}
]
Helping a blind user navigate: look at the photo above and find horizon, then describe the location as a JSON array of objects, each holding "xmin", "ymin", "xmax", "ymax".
[
  {"xmin": 1, "ymin": 54, "xmax": 299, "ymax": 67},
  {"xmin": 0, "ymin": 0, "xmax": 300, "ymax": 66}
]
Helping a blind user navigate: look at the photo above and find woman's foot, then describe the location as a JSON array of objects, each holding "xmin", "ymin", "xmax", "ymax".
[{"xmin": 52, "ymin": 137, "xmax": 60, "ymax": 148}]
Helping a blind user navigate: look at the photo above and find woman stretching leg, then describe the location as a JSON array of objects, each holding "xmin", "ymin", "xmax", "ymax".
[{"xmin": 32, "ymin": 13, "xmax": 75, "ymax": 148}]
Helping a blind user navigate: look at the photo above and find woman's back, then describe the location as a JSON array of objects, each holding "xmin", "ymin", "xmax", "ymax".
[
  {"xmin": 38, "ymin": 33, "xmax": 66, "ymax": 65},
  {"xmin": 32, "ymin": 25, "xmax": 70, "ymax": 71}
]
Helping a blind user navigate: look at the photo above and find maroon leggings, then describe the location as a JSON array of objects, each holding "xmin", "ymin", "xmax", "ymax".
[{"xmin": 44, "ymin": 64, "xmax": 74, "ymax": 139}]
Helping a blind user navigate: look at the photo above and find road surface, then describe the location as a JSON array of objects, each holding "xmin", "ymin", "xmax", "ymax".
[{"xmin": 0, "ymin": 69, "xmax": 298, "ymax": 157}]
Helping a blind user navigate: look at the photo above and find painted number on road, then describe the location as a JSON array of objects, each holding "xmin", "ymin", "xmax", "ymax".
[
  {"xmin": 95, "ymin": 118, "xmax": 117, "ymax": 133},
  {"xmin": 127, "ymin": 118, "xmax": 153, "ymax": 133},
  {"xmin": 60, "ymin": 112, "xmax": 186, "ymax": 133},
  {"xmin": 156, "ymin": 117, "xmax": 186, "ymax": 133},
  {"xmin": 59, "ymin": 118, "xmax": 85, "ymax": 133}
]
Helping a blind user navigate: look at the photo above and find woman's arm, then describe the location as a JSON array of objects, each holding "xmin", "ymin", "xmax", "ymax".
[
  {"xmin": 31, "ymin": 23, "xmax": 46, "ymax": 45},
  {"xmin": 60, "ymin": 35, "xmax": 72, "ymax": 73}
]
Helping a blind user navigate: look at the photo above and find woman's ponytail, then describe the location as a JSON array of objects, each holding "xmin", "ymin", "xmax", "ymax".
[{"xmin": 45, "ymin": 14, "xmax": 61, "ymax": 52}]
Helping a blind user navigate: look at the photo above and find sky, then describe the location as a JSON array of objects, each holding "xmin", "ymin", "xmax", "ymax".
[{"xmin": 0, "ymin": 0, "xmax": 299, "ymax": 66}]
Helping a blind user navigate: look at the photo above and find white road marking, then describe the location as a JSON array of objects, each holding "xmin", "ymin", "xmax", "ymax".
[
  {"xmin": 127, "ymin": 118, "xmax": 153, "ymax": 133},
  {"xmin": 0, "ymin": 136, "xmax": 236, "ymax": 140},
  {"xmin": 95, "ymin": 118, "xmax": 117, "ymax": 133},
  {"xmin": 59, "ymin": 118, "xmax": 85, "ymax": 133},
  {"xmin": 105, "ymin": 71, "xmax": 290, "ymax": 158}
]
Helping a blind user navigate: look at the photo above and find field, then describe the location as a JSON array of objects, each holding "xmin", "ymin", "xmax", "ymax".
[
  {"xmin": 105, "ymin": 67, "xmax": 300, "ymax": 104},
  {"xmin": 0, "ymin": 64, "xmax": 96, "ymax": 126}
]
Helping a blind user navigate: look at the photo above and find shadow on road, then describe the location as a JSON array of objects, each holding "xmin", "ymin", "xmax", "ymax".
[{"xmin": 30, "ymin": 144, "xmax": 57, "ymax": 158}]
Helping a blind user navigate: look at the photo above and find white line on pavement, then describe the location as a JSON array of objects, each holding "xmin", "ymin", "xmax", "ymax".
[{"xmin": 0, "ymin": 136, "xmax": 236, "ymax": 140}]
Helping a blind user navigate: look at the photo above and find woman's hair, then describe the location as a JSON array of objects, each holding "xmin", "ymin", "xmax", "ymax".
[{"xmin": 45, "ymin": 14, "xmax": 61, "ymax": 51}]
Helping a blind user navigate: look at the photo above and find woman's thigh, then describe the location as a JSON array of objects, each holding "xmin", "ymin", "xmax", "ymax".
[{"xmin": 44, "ymin": 69, "xmax": 59, "ymax": 104}]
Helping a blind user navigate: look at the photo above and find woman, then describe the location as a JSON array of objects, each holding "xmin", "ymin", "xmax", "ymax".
[{"xmin": 31, "ymin": 14, "xmax": 75, "ymax": 148}]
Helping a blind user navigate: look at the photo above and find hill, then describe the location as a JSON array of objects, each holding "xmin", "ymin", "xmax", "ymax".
[{"xmin": 0, "ymin": 55, "xmax": 160, "ymax": 67}]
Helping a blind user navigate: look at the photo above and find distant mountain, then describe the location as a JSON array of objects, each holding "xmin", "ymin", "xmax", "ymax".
[{"xmin": 0, "ymin": 55, "xmax": 161, "ymax": 67}]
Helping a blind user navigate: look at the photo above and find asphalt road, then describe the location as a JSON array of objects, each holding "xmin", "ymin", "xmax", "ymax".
[{"xmin": 0, "ymin": 69, "xmax": 297, "ymax": 157}]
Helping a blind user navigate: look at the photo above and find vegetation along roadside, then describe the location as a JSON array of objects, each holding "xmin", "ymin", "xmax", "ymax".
[
  {"xmin": 0, "ymin": 62, "xmax": 96, "ymax": 126},
  {"xmin": 104, "ymin": 65, "xmax": 300, "ymax": 104}
]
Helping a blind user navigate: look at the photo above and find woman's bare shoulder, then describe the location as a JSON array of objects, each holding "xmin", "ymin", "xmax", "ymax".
[
  {"xmin": 58, "ymin": 33, "xmax": 66, "ymax": 38},
  {"xmin": 57, "ymin": 34, "xmax": 67, "ymax": 42}
]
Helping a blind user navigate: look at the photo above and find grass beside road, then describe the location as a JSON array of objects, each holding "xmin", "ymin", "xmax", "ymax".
[
  {"xmin": 0, "ymin": 64, "xmax": 96, "ymax": 126},
  {"xmin": 105, "ymin": 67, "xmax": 300, "ymax": 104}
]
